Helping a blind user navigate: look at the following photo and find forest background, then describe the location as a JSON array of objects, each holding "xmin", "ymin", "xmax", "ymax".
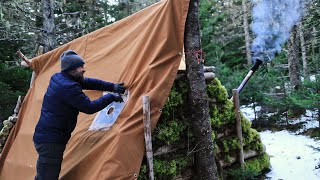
[{"xmin": 0, "ymin": 0, "xmax": 319, "ymax": 176}]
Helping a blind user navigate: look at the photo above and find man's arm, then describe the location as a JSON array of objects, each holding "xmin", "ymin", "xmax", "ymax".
[
  {"xmin": 82, "ymin": 78, "xmax": 126, "ymax": 94},
  {"xmin": 82, "ymin": 77, "xmax": 115, "ymax": 91},
  {"xmin": 65, "ymin": 85, "xmax": 118, "ymax": 114}
]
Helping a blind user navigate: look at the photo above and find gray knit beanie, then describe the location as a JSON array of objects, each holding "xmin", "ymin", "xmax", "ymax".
[{"xmin": 60, "ymin": 50, "xmax": 85, "ymax": 72}]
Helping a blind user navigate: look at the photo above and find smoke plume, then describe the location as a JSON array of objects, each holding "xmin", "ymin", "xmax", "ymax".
[{"xmin": 251, "ymin": 0, "xmax": 305, "ymax": 63}]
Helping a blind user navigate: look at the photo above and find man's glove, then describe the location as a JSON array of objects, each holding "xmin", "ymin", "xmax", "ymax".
[
  {"xmin": 114, "ymin": 83, "xmax": 126, "ymax": 94},
  {"xmin": 113, "ymin": 94, "xmax": 124, "ymax": 103}
]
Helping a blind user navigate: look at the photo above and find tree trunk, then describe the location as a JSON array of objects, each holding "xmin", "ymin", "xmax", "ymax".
[
  {"xmin": 318, "ymin": 110, "xmax": 320, "ymax": 130},
  {"xmin": 34, "ymin": 0, "xmax": 43, "ymax": 51},
  {"xmin": 242, "ymin": 0, "xmax": 252, "ymax": 65},
  {"xmin": 184, "ymin": 0, "xmax": 218, "ymax": 179},
  {"xmin": 298, "ymin": 22, "xmax": 307, "ymax": 77},
  {"xmin": 87, "ymin": 0, "xmax": 97, "ymax": 33},
  {"xmin": 312, "ymin": 26, "xmax": 318, "ymax": 73},
  {"xmin": 288, "ymin": 25, "xmax": 301, "ymax": 89},
  {"xmin": 42, "ymin": 0, "xmax": 56, "ymax": 52}
]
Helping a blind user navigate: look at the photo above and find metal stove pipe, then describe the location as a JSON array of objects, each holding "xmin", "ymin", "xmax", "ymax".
[{"xmin": 236, "ymin": 59, "xmax": 262, "ymax": 94}]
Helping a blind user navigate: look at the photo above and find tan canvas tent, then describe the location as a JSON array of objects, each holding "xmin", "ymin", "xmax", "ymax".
[{"xmin": 0, "ymin": 0, "xmax": 190, "ymax": 179}]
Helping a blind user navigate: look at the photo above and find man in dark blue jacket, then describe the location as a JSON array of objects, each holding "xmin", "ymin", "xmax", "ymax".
[{"xmin": 33, "ymin": 50, "xmax": 126, "ymax": 180}]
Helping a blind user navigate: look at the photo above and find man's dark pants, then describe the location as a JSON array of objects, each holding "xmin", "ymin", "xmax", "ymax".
[{"xmin": 34, "ymin": 142, "xmax": 66, "ymax": 180}]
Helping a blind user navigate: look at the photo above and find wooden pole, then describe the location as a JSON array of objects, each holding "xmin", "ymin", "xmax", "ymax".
[
  {"xmin": 232, "ymin": 89, "xmax": 245, "ymax": 170},
  {"xmin": 11, "ymin": 96, "xmax": 22, "ymax": 123},
  {"xmin": 29, "ymin": 46, "xmax": 44, "ymax": 88},
  {"xmin": 17, "ymin": 46, "xmax": 44, "ymax": 88},
  {"xmin": 142, "ymin": 96, "xmax": 154, "ymax": 180},
  {"xmin": 17, "ymin": 50, "xmax": 31, "ymax": 67}
]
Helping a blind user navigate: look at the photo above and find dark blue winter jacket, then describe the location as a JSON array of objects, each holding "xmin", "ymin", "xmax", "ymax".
[{"xmin": 33, "ymin": 72, "xmax": 116, "ymax": 144}]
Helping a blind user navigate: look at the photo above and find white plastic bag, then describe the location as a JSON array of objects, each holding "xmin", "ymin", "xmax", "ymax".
[{"xmin": 88, "ymin": 91, "xmax": 129, "ymax": 131}]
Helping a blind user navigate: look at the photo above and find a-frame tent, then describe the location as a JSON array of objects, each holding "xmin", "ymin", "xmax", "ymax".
[{"xmin": 0, "ymin": 0, "xmax": 190, "ymax": 179}]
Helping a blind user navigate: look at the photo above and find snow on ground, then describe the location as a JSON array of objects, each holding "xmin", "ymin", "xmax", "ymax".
[
  {"xmin": 260, "ymin": 130, "xmax": 320, "ymax": 180},
  {"xmin": 240, "ymin": 104, "xmax": 261, "ymax": 121},
  {"xmin": 241, "ymin": 106, "xmax": 320, "ymax": 180},
  {"xmin": 241, "ymin": 105, "xmax": 319, "ymax": 131},
  {"xmin": 289, "ymin": 110, "xmax": 319, "ymax": 133}
]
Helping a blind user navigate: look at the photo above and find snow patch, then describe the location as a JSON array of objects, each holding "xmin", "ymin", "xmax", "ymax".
[
  {"xmin": 260, "ymin": 130, "xmax": 320, "ymax": 180},
  {"xmin": 240, "ymin": 104, "xmax": 261, "ymax": 121}
]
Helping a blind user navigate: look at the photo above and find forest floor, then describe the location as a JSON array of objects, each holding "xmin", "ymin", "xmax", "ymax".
[{"xmin": 241, "ymin": 106, "xmax": 320, "ymax": 180}]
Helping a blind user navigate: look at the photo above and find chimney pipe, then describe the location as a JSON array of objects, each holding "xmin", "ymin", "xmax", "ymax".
[{"xmin": 236, "ymin": 59, "xmax": 262, "ymax": 94}]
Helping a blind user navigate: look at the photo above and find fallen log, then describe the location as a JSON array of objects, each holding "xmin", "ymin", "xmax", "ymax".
[
  {"xmin": 204, "ymin": 66, "xmax": 215, "ymax": 72},
  {"xmin": 218, "ymin": 145, "xmax": 266, "ymax": 168},
  {"xmin": 176, "ymin": 72, "xmax": 215, "ymax": 80},
  {"xmin": 154, "ymin": 145, "xmax": 179, "ymax": 156}
]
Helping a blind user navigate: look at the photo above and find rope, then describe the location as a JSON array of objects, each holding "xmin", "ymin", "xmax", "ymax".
[{"xmin": 184, "ymin": 49, "xmax": 205, "ymax": 64}]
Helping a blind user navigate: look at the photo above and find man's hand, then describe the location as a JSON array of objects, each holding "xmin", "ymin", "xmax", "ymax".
[
  {"xmin": 113, "ymin": 94, "xmax": 124, "ymax": 103},
  {"xmin": 114, "ymin": 83, "xmax": 126, "ymax": 94}
]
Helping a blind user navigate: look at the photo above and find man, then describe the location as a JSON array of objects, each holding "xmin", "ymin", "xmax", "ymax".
[{"xmin": 33, "ymin": 50, "xmax": 125, "ymax": 180}]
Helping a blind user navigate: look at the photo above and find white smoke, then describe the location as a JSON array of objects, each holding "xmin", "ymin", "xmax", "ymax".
[{"xmin": 251, "ymin": 0, "xmax": 305, "ymax": 63}]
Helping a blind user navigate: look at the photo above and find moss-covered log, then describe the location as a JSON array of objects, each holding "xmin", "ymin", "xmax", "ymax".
[{"xmin": 138, "ymin": 78, "xmax": 270, "ymax": 179}]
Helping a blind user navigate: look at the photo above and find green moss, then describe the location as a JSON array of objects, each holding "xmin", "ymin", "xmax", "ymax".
[
  {"xmin": 225, "ymin": 153, "xmax": 270, "ymax": 180},
  {"xmin": 138, "ymin": 160, "xmax": 177, "ymax": 180},
  {"xmin": 212, "ymin": 131, "xmax": 216, "ymax": 141},
  {"xmin": 162, "ymin": 86, "xmax": 183, "ymax": 118},
  {"xmin": 207, "ymin": 78, "xmax": 229, "ymax": 102},
  {"xmin": 245, "ymin": 153, "xmax": 270, "ymax": 174},
  {"xmin": 138, "ymin": 165, "xmax": 147, "ymax": 180},
  {"xmin": 155, "ymin": 159, "xmax": 177, "ymax": 176},
  {"xmin": 219, "ymin": 136, "xmax": 240, "ymax": 153},
  {"xmin": 154, "ymin": 81, "xmax": 188, "ymax": 146},
  {"xmin": 213, "ymin": 143, "xmax": 219, "ymax": 155},
  {"xmin": 156, "ymin": 120, "xmax": 186, "ymax": 145},
  {"xmin": 241, "ymin": 114, "xmax": 252, "ymax": 133},
  {"xmin": 142, "ymin": 77, "xmax": 270, "ymax": 179},
  {"xmin": 210, "ymin": 100, "xmax": 236, "ymax": 128},
  {"xmin": 225, "ymin": 155, "xmax": 233, "ymax": 163},
  {"xmin": 243, "ymin": 128, "xmax": 259, "ymax": 144},
  {"xmin": 138, "ymin": 156, "xmax": 191, "ymax": 180}
]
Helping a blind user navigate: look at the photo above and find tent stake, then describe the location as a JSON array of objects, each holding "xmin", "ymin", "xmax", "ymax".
[{"xmin": 142, "ymin": 96, "xmax": 154, "ymax": 180}]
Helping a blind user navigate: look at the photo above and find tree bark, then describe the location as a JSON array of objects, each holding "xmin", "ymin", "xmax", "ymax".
[
  {"xmin": 233, "ymin": 90, "xmax": 245, "ymax": 169},
  {"xmin": 42, "ymin": 0, "xmax": 56, "ymax": 52},
  {"xmin": 312, "ymin": 26, "xmax": 318, "ymax": 72},
  {"xmin": 242, "ymin": 0, "xmax": 252, "ymax": 65},
  {"xmin": 298, "ymin": 22, "xmax": 307, "ymax": 77},
  {"xmin": 288, "ymin": 25, "xmax": 301, "ymax": 89},
  {"xmin": 318, "ymin": 110, "xmax": 320, "ymax": 130},
  {"xmin": 184, "ymin": 0, "xmax": 218, "ymax": 179}
]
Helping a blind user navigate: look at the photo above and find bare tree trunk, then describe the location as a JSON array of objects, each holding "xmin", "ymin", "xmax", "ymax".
[
  {"xmin": 184, "ymin": 0, "xmax": 218, "ymax": 179},
  {"xmin": 33, "ymin": 0, "xmax": 43, "ymax": 51},
  {"xmin": 318, "ymin": 110, "xmax": 320, "ymax": 130},
  {"xmin": 288, "ymin": 25, "xmax": 301, "ymax": 89},
  {"xmin": 242, "ymin": 0, "xmax": 252, "ymax": 65},
  {"xmin": 298, "ymin": 22, "xmax": 307, "ymax": 77},
  {"xmin": 87, "ymin": 0, "xmax": 97, "ymax": 33},
  {"xmin": 312, "ymin": 26, "xmax": 318, "ymax": 73},
  {"xmin": 43, "ymin": 0, "xmax": 56, "ymax": 52}
]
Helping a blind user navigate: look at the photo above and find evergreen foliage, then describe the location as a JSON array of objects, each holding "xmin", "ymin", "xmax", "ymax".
[
  {"xmin": 0, "ymin": 39, "xmax": 31, "ymax": 122},
  {"xmin": 139, "ymin": 78, "xmax": 269, "ymax": 179},
  {"xmin": 225, "ymin": 153, "xmax": 270, "ymax": 180},
  {"xmin": 199, "ymin": 0, "xmax": 320, "ymax": 131},
  {"xmin": 0, "ymin": 0, "xmax": 319, "ymax": 177},
  {"xmin": 290, "ymin": 75, "xmax": 320, "ymax": 129}
]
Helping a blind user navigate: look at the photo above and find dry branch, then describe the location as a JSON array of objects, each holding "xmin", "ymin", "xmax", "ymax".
[{"xmin": 17, "ymin": 50, "xmax": 31, "ymax": 67}]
